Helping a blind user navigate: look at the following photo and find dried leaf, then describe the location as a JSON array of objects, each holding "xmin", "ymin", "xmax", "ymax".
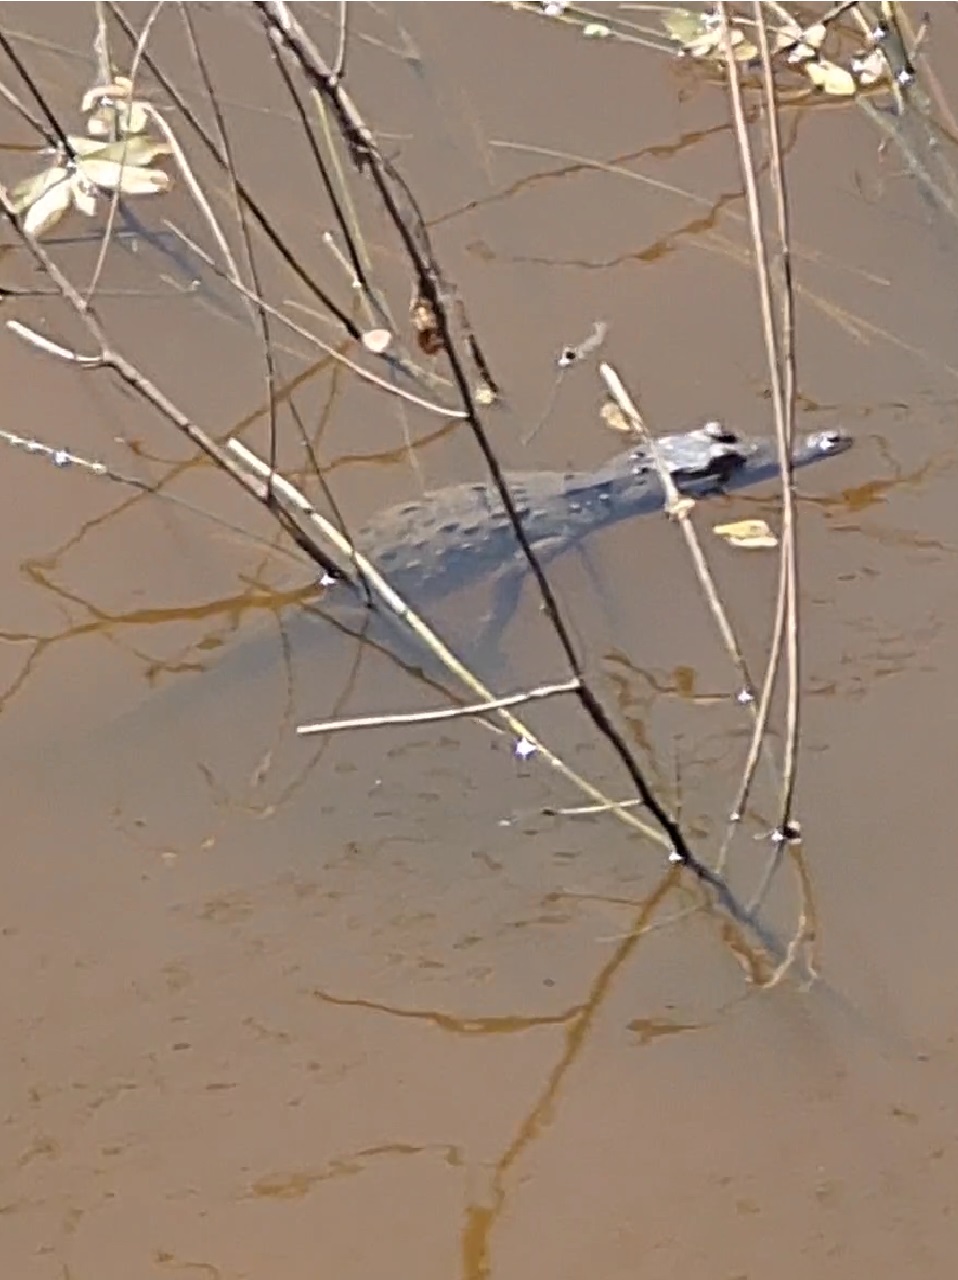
[
  {"xmin": 787, "ymin": 22, "xmax": 827, "ymax": 64},
  {"xmin": 76, "ymin": 157, "xmax": 172, "ymax": 195},
  {"xmin": 804, "ymin": 59, "xmax": 858, "ymax": 97},
  {"xmin": 361, "ymin": 328, "xmax": 392, "ymax": 354},
  {"xmin": 21, "ymin": 171, "xmax": 73, "ymax": 237},
  {"xmin": 87, "ymin": 98, "xmax": 150, "ymax": 139},
  {"xmin": 662, "ymin": 8, "xmax": 709, "ymax": 47},
  {"xmin": 713, "ymin": 518, "xmax": 778, "ymax": 549},
  {"xmin": 8, "ymin": 166, "xmax": 68, "ymax": 215},
  {"xmin": 71, "ymin": 135, "xmax": 172, "ymax": 167},
  {"xmin": 83, "ymin": 77, "xmax": 151, "ymax": 137},
  {"xmin": 582, "ymin": 23, "xmax": 612, "ymax": 39},
  {"xmin": 600, "ymin": 401, "xmax": 633, "ymax": 434}
]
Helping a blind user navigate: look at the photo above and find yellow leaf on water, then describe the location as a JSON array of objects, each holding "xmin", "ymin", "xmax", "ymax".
[
  {"xmin": 662, "ymin": 9, "xmax": 707, "ymax": 47},
  {"xmin": 713, "ymin": 518, "xmax": 778, "ymax": 549},
  {"xmin": 805, "ymin": 59, "xmax": 858, "ymax": 97},
  {"xmin": 600, "ymin": 401, "xmax": 633, "ymax": 434}
]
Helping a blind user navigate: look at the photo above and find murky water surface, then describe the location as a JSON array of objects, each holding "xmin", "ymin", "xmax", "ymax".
[{"xmin": 2, "ymin": 4, "xmax": 958, "ymax": 1277}]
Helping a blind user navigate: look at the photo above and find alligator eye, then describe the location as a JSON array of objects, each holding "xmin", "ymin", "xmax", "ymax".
[
  {"xmin": 703, "ymin": 420, "xmax": 737, "ymax": 443},
  {"xmin": 818, "ymin": 430, "xmax": 844, "ymax": 451}
]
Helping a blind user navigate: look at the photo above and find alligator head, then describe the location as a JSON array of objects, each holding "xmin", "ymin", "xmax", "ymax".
[{"xmin": 640, "ymin": 421, "xmax": 852, "ymax": 496}]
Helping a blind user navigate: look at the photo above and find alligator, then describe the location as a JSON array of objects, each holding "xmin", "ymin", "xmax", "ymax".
[{"xmin": 331, "ymin": 422, "xmax": 852, "ymax": 619}]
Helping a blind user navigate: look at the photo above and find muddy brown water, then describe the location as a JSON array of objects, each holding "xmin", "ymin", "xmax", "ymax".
[{"xmin": 2, "ymin": 4, "xmax": 958, "ymax": 1277}]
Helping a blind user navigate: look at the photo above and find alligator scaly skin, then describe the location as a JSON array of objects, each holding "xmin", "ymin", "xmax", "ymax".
[{"xmin": 348, "ymin": 424, "xmax": 852, "ymax": 603}]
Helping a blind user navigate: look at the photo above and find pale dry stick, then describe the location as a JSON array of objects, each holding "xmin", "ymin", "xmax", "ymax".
[
  {"xmin": 226, "ymin": 436, "xmax": 670, "ymax": 849},
  {"xmin": 297, "ymin": 678, "xmax": 580, "ymax": 738},
  {"xmin": 162, "ymin": 224, "xmax": 467, "ymax": 421},
  {"xmin": 717, "ymin": 3, "xmax": 802, "ymax": 848},
  {"xmin": 600, "ymin": 361, "xmax": 791, "ymax": 875},
  {"xmin": 92, "ymin": 0, "xmax": 112, "ymax": 83},
  {"xmin": 599, "ymin": 361, "xmax": 754, "ymax": 697},
  {"xmin": 330, "ymin": 0, "xmax": 348, "ymax": 83},
  {"xmin": 745, "ymin": 4, "xmax": 802, "ymax": 910}
]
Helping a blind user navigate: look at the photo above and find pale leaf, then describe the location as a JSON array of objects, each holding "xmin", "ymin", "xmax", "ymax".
[
  {"xmin": 22, "ymin": 173, "xmax": 73, "ymax": 237},
  {"xmin": 76, "ymin": 157, "xmax": 172, "ymax": 195},
  {"xmin": 713, "ymin": 518, "xmax": 778, "ymax": 549},
  {"xmin": 662, "ymin": 9, "xmax": 708, "ymax": 46},
  {"xmin": 600, "ymin": 401, "xmax": 633, "ymax": 434},
  {"xmin": 73, "ymin": 136, "xmax": 172, "ymax": 167},
  {"xmin": 120, "ymin": 99, "xmax": 150, "ymax": 136},
  {"xmin": 68, "ymin": 133, "xmax": 118, "ymax": 156},
  {"xmin": 8, "ymin": 166, "xmax": 69, "ymax": 215},
  {"xmin": 805, "ymin": 60, "xmax": 857, "ymax": 97}
]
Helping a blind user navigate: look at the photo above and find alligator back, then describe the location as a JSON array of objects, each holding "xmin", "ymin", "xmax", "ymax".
[{"xmin": 351, "ymin": 425, "xmax": 852, "ymax": 605}]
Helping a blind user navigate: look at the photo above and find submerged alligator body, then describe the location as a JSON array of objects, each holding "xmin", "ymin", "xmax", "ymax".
[{"xmin": 340, "ymin": 422, "xmax": 852, "ymax": 608}]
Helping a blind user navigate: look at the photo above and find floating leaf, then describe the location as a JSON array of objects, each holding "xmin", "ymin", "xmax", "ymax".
[
  {"xmin": 804, "ymin": 59, "xmax": 857, "ymax": 97},
  {"xmin": 786, "ymin": 22, "xmax": 827, "ymax": 64},
  {"xmin": 87, "ymin": 98, "xmax": 150, "ymax": 138},
  {"xmin": 600, "ymin": 401, "xmax": 632, "ymax": 434},
  {"xmin": 713, "ymin": 518, "xmax": 778, "ymax": 549},
  {"xmin": 69, "ymin": 135, "xmax": 172, "ymax": 167},
  {"xmin": 19, "ymin": 169, "xmax": 72, "ymax": 237},
  {"xmin": 76, "ymin": 156, "xmax": 172, "ymax": 195},
  {"xmin": 8, "ymin": 166, "xmax": 68, "ymax": 215},
  {"xmin": 82, "ymin": 76, "xmax": 151, "ymax": 137},
  {"xmin": 662, "ymin": 8, "xmax": 709, "ymax": 47},
  {"xmin": 361, "ymin": 328, "xmax": 392, "ymax": 354},
  {"xmin": 731, "ymin": 39, "xmax": 759, "ymax": 63}
]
